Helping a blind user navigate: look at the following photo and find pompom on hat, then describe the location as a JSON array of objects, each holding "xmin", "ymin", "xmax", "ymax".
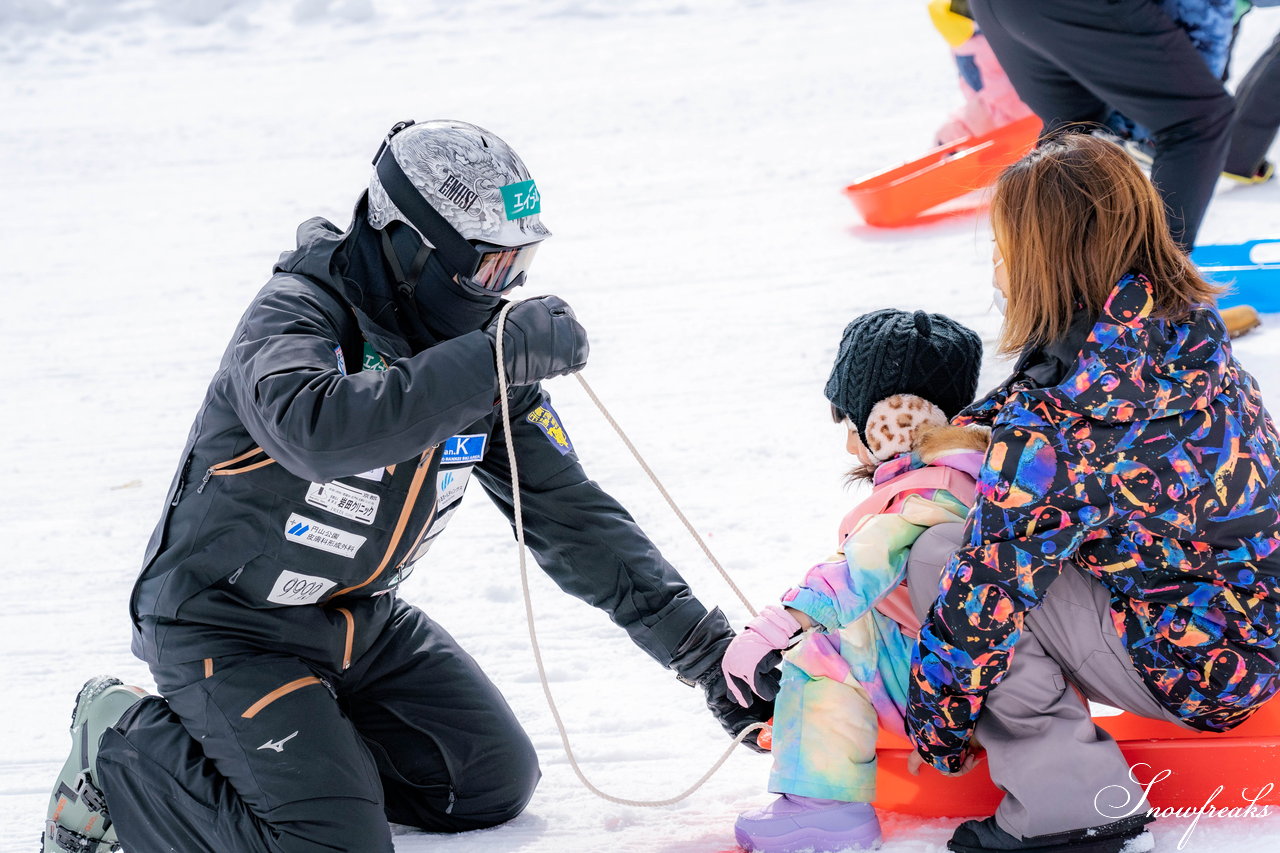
[{"xmin": 826, "ymin": 309, "xmax": 983, "ymax": 459}]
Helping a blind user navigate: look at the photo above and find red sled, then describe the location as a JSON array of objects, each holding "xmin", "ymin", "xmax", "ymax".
[
  {"xmin": 844, "ymin": 115, "xmax": 1041, "ymax": 228},
  {"xmin": 755, "ymin": 698, "xmax": 1280, "ymax": 817},
  {"xmin": 871, "ymin": 700, "xmax": 1280, "ymax": 817}
]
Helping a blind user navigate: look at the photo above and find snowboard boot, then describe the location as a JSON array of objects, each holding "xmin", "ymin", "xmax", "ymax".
[
  {"xmin": 42, "ymin": 676, "xmax": 148, "ymax": 853},
  {"xmin": 734, "ymin": 794, "xmax": 882, "ymax": 852},
  {"xmin": 1222, "ymin": 305, "xmax": 1262, "ymax": 339},
  {"xmin": 947, "ymin": 815, "xmax": 1154, "ymax": 853}
]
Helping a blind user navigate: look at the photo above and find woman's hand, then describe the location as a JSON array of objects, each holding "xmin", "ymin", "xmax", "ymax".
[{"xmin": 906, "ymin": 731, "xmax": 985, "ymax": 777}]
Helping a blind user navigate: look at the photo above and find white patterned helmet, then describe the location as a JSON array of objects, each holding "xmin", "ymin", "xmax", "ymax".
[
  {"xmin": 369, "ymin": 119, "xmax": 550, "ymax": 243},
  {"xmin": 368, "ymin": 120, "xmax": 550, "ymax": 292}
]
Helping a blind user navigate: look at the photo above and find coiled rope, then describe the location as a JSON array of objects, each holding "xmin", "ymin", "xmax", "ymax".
[{"xmin": 493, "ymin": 301, "xmax": 765, "ymax": 807}]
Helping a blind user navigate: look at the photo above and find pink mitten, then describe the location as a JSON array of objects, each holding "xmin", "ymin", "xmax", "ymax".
[{"xmin": 721, "ymin": 606, "xmax": 803, "ymax": 707}]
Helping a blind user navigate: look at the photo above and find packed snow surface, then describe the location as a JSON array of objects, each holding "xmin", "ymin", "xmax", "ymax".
[{"xmin": 4, "ymin": 2, "xmax": 1280, "ymax": 851}]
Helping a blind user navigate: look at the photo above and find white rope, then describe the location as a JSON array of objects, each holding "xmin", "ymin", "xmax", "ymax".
[
  {"xmin": 570, "ymin": 372, "xmax": 758, "ymax": 619},
  {"xmin": 494, "ymin": 302, "xmax": 764, "ymax": 807}
]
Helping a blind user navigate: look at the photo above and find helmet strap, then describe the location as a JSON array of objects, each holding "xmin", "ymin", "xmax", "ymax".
[
  {"xmin": 379, "ymin": 226, "xmax": 432, "ymax": 298},
  {"xmin": 373, "ymin": 138, "xmax": 482, "ymax": 283}
]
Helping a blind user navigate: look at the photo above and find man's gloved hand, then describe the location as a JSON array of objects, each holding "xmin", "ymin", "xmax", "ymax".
[
  {"xmin": 722, "ymin": 606, "xmax": 802, "ymax": 707},
  {"xmin": 484, "ymin": 296, "xmax": 589, "ymax": 386},
  {"xmin": 670, "ymin": 607, "xmax": 778, "ymax": 753}
]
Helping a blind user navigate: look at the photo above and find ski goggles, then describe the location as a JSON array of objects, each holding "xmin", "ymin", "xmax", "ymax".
[
  {"xmin": 374, "ymin": 124, "xmax": 543, "ymax": 294},
  {"xmin": 468, "ymin": 240, "xmax": 540, "ymax": 292}
]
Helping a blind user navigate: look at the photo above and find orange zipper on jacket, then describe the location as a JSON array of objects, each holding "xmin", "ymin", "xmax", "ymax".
[
  {"xmin": 197, "ymin": 446, "xmax": 277, "ymax": 493},
  {"xmin": 335, "ymin": 607, "xmax": 355, "ymax": 670},
  {"xmin": 326, "ymin": 447, "xmax": 437, "ymax": 600},
  {"xmin": 394, "ymin": 480, "xmax": 447, "ymax": 573}
]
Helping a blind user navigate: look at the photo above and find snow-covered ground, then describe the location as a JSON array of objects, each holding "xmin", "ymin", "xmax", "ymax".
[{"xmin": 4, "ymin": 2, "xmax": 1280, "ymax": 851}]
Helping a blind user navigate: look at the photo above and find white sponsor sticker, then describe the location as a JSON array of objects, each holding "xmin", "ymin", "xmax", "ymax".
[
  {"xmin": 284, "ymin": 513, "xmax": 366, "ymax": 558},
  {"xmin": 436, "ymin": 467, "xmax": 472, "ymax": 508},
  {"xmin": 306, "ymin": 481, "xmax": 380, "ymax": 525},
  {"xmin": 267, "ymin": 569, "xmax": 337, "ymax": 606},
  {"xmin": 354, "ymin": 468, "xmax": 384, "ymax": 482},
  {"xmin": 425, "ymin": 503, "xmax": 460, "ymax": 541}
]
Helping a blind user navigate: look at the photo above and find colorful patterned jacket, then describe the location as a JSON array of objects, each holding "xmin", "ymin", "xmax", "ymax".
[
  {"xmin": 781, "ymin": 427, "xmax": 987, "ymax": 738},
  {"xmin": 908, "ymin": 274, "xmax": 1280, "ymax": 773}
]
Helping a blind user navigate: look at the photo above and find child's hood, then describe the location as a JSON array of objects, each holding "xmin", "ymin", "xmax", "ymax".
[{"xmin": 916, "ymin": 424, "xmax": 988, "ymax": 479}]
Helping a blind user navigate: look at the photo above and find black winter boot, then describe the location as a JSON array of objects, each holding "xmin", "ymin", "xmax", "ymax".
[{"xmin": 948, "ymin": 815, "xmax": 1154, "ymax": 853}]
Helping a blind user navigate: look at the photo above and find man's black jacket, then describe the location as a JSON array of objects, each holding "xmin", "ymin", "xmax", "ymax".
[{"xmin": 131, "ymin": 198, "xmax": 716, "ymax": 679}]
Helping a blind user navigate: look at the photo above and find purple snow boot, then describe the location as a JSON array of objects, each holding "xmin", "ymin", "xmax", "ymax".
[{"xmin": 735, "ymin": 794, "xmax": 882, "ymax": 852}]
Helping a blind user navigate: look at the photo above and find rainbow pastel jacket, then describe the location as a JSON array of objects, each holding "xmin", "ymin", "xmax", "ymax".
[{"xmin": 908, "ymin": 274, "xmax": 1280, "ymax": 773}]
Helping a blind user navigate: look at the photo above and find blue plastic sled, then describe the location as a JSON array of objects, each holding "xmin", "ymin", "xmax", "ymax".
[{"xmin": 1192, "ymin": 239, "xmax": 1280, "ymax": 311}]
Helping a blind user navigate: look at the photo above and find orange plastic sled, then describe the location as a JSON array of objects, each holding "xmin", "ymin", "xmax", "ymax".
[
  {"xmin": 871, "ymin": 700, "xmax": 1280, "ymax": 816},
  {"xmin": 844, "ymin": 115, "xmax": 1041, "ymax": 228}
]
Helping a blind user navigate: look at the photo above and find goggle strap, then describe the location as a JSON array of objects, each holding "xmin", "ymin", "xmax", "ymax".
[{"xmin": 374, "ymin": 143, "xmax": 481, "ymax": 280}]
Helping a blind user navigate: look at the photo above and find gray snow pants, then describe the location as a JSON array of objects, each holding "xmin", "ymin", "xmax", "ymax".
[{"xmin": 906, "ymin": 522, "xmax": 1192, "ymax": 839}]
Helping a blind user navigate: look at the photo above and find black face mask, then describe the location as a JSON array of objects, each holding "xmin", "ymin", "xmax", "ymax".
[{"xmin": 380, "ymin": 223, "xmax": 502, "ymax": 342}]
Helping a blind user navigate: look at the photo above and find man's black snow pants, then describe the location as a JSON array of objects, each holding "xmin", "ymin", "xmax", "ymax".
[
  {"xmin": 970, "ymin": 0, "xmax": 1234, "ymax": 249},
  {"xmin": 1226, "ymin": 28, "xmax": 1280, "ymax": 177},
  {"xmin": 94, "ymin": 599, "xmax": 541, "ymax": 852}
]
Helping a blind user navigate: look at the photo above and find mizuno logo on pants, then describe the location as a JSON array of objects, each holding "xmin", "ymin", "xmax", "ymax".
[{"xmin": 257, "ymin": 731, "xmax": 299, "ymax": 753}]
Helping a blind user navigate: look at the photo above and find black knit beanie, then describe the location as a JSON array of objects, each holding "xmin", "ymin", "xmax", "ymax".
[{"xmin": 825, "ymin": 309, "xmax": 983, "ymax": 438}]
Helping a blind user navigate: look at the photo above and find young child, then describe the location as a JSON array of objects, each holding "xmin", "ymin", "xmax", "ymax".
[
  {"xmin": 928, "ymin": 0, "xmax": 1034, "ymax": 145},
  {"xmin": 723, "ymin": 308, "xmax": 987, "ymax": 853}
]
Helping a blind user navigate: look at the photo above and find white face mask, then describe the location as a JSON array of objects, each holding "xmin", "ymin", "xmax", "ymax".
[{"xmin": 992, "ymin": 255, "xmax": 1007, "ymax": 315}]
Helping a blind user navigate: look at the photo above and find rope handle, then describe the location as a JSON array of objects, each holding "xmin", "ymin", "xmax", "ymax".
[{"xmin": 494, "ymin": 301, "xmax": 764, "ymax": 807}]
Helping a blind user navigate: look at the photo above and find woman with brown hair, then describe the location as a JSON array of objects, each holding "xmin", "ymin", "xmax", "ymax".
[{"xmin": 903, "ymin": 132, "xmax": 1280, "ymax": 853}]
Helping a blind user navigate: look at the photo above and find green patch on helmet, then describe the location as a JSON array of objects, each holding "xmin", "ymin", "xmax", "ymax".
[{"xmin": 501, "ymin": 180, "xmax": 541, "ymax": 220}]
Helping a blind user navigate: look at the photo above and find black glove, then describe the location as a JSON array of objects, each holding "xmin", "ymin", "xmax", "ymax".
[
  {"xmin": 484, "ymin": 295, "xmax": 589, "ymax": 387},
  {"xmin": 670, "ymin": 607, "xmax": 778, "ymax": 753}
]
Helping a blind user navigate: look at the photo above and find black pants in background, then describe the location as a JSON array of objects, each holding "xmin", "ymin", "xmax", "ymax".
[
  {"xmin": 94, "ymin": 600, "xmax": 541, "ymax": 852},
  {"xmin": 971, "ymin": 0, "xmax": 1234, "ymax": 249},
  {"xmin": 1227, "ymin": 29, "xmax": 1280, "ymax": 177}
]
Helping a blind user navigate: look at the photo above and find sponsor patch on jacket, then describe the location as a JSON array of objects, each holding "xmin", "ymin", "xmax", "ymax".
[
  {"xmin": 501, "ymin": 179, "xmax": 541, "ymax": 220},
  {"xmin": 306, "ymin": 481, "xmax": 379, "ymax": 525},
  {"xmin": 527, "ymin": 405, "xmax": 573, "ymax": 455},
  {"xmin": 437, "ymin": 467, "xmax": 472, "ymax": 508},
  {"xmin": 284, "ymin": 513, "xmax": 366, "ymax": 558},
  {"xmin": 267, "ymin": 570, "xmax": 337, "ymax": 606},
  {"xmin": 334, "ymin": 345, "xmax": 346, "ymax": 375},
  {"xmin": 442, "ymin": 434, "xmax": 486, "ymax": 464},
  {"xmin": 362, "ymin": 342, "xmax": 388, "ymax": 372}
]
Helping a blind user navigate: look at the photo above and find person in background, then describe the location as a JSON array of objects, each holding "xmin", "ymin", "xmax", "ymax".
[
  {"xmin": 1225, "ymin": 2, "xmax": 1280, "ymax": 182},
  {"xmin": 929, "ymin": 0, "xmax": 1035, "ymax": 145},
  {"xmin": 967, "ymin": 0, "xmax": 1236, "ymax": 248}
]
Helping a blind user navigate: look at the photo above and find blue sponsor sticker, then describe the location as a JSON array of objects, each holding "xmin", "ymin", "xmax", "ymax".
[
  {"xmin": 442, "ymin": 434, "xmax": 487, "ymax": 464},
  {"xmin": 526, "ymin": 405, "xmax": 574, "ymax": 455}
]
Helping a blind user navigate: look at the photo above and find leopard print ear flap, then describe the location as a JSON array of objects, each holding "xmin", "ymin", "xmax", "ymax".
[{"xmin": 862, "ymin": 394, "xmax": 948, "ymax": 462}]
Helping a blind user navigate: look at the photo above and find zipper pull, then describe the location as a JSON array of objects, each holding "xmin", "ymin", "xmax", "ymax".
[{"xmin": 196, "ymin": 468, "xmax": 215, "ymax": 494}]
